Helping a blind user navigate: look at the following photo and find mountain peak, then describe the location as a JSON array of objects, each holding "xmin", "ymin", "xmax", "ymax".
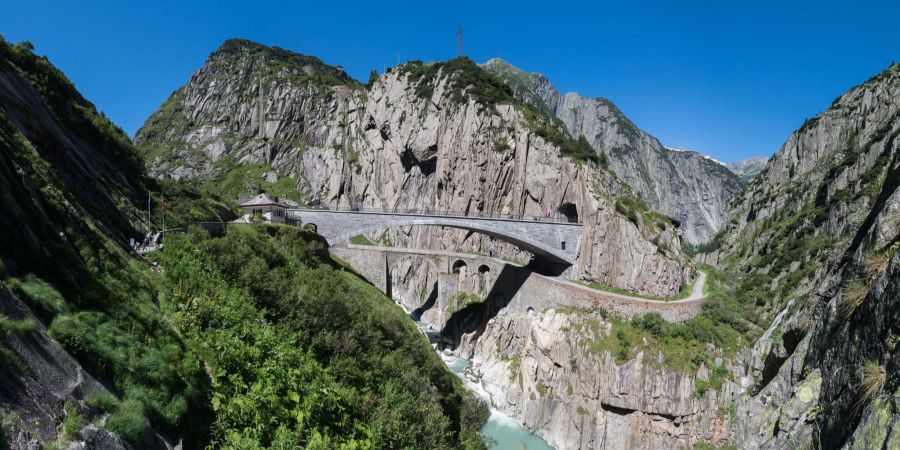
[
  {"xmin": 213, "ymin": 38, "xmax": 269, "ymax": 55},
  {"xmin": 202, "ymin": 39, "xmax": 358, "ymax": 87}
]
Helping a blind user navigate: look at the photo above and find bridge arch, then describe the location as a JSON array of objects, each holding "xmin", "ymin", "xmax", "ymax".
[
  {"xmin": 452, "ymin": 259, "xmax": 467, "ymax": 273},
  {"xmin": 291, "ymin": 209, "xmax": 583, "ymax": 265}
]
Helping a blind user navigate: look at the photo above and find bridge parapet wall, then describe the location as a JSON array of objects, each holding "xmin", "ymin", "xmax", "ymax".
[{"xmin": 508, "ymin": 269, "xmax": 702, "ymax": 322}]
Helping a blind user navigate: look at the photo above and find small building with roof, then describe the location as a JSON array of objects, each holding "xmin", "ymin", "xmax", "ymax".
[{"xmin": 237, "ymin": 193, "xmax": 289, "ymax": 224}]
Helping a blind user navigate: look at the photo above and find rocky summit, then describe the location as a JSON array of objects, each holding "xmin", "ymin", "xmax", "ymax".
[
  {"xmin": 0, "ymin": 30, "xmax": 898, "ymax": 450},
  {"xmin": 481, "ymin": 58, "xmax": 744, "ymax": 245}
]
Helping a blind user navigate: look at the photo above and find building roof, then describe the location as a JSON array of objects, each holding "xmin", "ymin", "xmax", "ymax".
[{"xmin": 239, "ymin": 193, "xmax": 288, "ymax": 208}]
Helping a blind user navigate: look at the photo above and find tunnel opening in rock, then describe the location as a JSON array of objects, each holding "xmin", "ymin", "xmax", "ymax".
[
  {"xmin": 400, "ymin": 147, "xmax": 437, "ymax": 176},
  {"xmin": 558, "ymin": 203, "xmax": 579, "ymax": 223},
  {"xmin": 452, "ymin": 259, "xmax": 467, "ymax": 273}
]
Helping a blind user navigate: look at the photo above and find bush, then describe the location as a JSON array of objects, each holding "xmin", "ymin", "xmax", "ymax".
[
  {"xmin": 7, "ymin": 274, "xmax": 69, "ymax": 319},
  {"xmin": 0, "ymin": 316, "xmax": 37, "ymax": 335},
  {"xmin": 106, "ymin": 399, "xmax": 147, "ymax": 441},
  {"xmin": 62, "ymin": 401, "xmax": 83, "ymax": 439},
  {"xmin": 156, "ymin": 224, "xmax": 487, "ymax": 448},
  {"xmin": 615, "ymin": 196, "xmax": 648, "ymax": 226},
  {"xmin": 631, "ymin": 313, "xmax": 665, "ymax": 338},
  {"xmin": 84, "ymin": 391, "xmax": 120, "ymax": 414}
]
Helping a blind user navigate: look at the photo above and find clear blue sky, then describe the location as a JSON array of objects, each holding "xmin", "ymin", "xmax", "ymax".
[{"xmin": 2, "ymin": 0, "xmax": 898, "ymax": 163}]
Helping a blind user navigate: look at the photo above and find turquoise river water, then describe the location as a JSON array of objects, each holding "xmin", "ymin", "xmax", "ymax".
[{"xmin": 416, "ymin": 320, "xmax": 554, "ymax": 450}]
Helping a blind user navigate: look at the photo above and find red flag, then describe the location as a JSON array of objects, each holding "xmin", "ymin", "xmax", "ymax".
[{"xmin": 161, "ymin": 195, "xmax": 167, "ymax": 209}]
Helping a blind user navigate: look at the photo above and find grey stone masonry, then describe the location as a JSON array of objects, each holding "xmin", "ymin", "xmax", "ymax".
[{"xmin": 288, "ymin": 208, "xmax": 583, "ymax": 265}]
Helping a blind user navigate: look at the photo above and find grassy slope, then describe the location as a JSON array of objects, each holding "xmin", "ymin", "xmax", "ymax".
[{"xmin": 0, "ymin": 38, "xmax": 216, "ymax": 445}]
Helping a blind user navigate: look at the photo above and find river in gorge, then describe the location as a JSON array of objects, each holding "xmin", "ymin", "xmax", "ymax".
[{"xmin": 414, "ymin": 320, "xmax": 555, "ymax": 450}]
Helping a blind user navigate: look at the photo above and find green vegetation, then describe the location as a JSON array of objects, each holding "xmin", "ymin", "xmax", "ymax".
[
  {"xmin": 61, "ymin": 401, "xmax": 84, "ymax": 440},
  {"xmin": 855, "ymin": 360, "xmax": 886, "ymax": 413},
  {"xmin": 216, "ymin": 39, "xmax": 359, "ymax": 88},
  {"xmin": 84, "ymin": 390, "xmax": 120, "ymax": 414},
  {"xmin": 106, "ymin": 399, "xmax": 149, "ymax": 441},
  {"xmin": 502, "ymin": 353, "xmax": 522, "ymax": 384},
  {"xmin": 349, "ymin": 233, "xmax": 374, "ymax": 245},
  {"xmin": 683, "ymin": 233, "xmax": 725, "ymax": 257},
  {"xmin": 492, "ymin": 139, "xmax": 511, "ymax": 153},
  {"xmin": 0, "ymin": 314, "xmax": 37, "ymax": 367},
  {"xmin": 0, "ymin": 38, "xmax": 146, "ymax": 184},
  {"xmin": 0, "ymin": 36, "xmax": 490, "ymax": 449},
  {"xmin": 399, "ymin": 57, "xmax": 516, "ymax": 111},
  {"xmin": 203, "ymin": 157, "xmax": 304, "ymax": 204},
  {"xmin": 694, "ymin": 364, "xmax": 732, "ymax": 397},
  {"xmin": 449, "ymin": 291, "xmax": 482, "ymax": 313},
  {"xmin": 839, "ymin": 279, "xmax": 869, "ymax": 320},
  {"xmin": 6, "ymin": 275, "xmax": 70, "ymax": 320},
  {"xmin": 154, "ymin": 178, "xmax": 239, "ymax": 229},
  {"xmin": 0, "ymin": 410, "xmax": 15, "ymax": 444},
  {"xmin": 0, "ymin": 37, "xmax": 217, "ymax": 445},
  {"xmin": 0, "ymin": 315, "xmax": 37, "ymax": 335},
  {"xmin": 532, "ymin": 127, "xmax": 604, "ymax": 166},
  {"xmin": 694, "ymin": 443, "xmax": 738, "ymax": 450},
  {"xmin": 615, "ymin": 196, "xmax": 648, "ymax": 227},
  {"xmin": 564, "ymin": 269, "xmax": 748, "ymax": 373},
  {"xmin": 482, "ymin": 60, "xmax": 561, "ymax": 127},
  {"xmin": 154, "ymin": 224, "xmax": 488, "ymax": 448}
]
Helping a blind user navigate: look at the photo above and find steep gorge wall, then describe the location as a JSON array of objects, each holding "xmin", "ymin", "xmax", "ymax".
[
  {"xmin": 482, "ymin": 58, "xmax": 744, "ymax": 245},
  {"xmin": 714, "ymin": 63, "xmax": 900, "ymax": 448},
  {"xmin": 136, "ymin": 41, "xmax": 691, "ymax": 297}
]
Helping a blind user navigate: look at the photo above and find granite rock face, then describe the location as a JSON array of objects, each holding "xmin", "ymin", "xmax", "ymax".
[
  {"xmin": 482, "ymin": 58, "xmax": 744, "ymax": 244},
  {"xmin": 136, "ymin": 40, "xmax": 690, "ymax": 297},
  {"xmin": 726, "ymin": 156, "xmax": 769, "ymax": 184},
  {"xmin": 715, "ymin": 63, "xmax": 900, "ymax": 448},
  {"xmin": 433, "ymin": 62, "xmax": 900, "ymax": 449},
  {"xmin": 456, "ymin": 309, "xmax": 739, "ymax": 450},
  {"xmin": 134, "ymin": 40, "xmax": 900, "ymax": 449}
]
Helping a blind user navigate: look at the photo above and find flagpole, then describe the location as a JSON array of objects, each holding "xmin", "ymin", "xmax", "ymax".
[{"xmin": 147, "ymin": 192, "xmax": 151, "ymax": 235}]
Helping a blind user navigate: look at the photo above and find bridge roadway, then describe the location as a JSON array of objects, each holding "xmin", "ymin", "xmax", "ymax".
[{"xmin": 287, "ymin": 208, "xmax": 583, "ymax": 265}]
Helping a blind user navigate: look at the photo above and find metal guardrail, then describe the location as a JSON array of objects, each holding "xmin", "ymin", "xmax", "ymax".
[{"xmin": 286, "ymin": 206, "xmax": 582, "ymax": 224}]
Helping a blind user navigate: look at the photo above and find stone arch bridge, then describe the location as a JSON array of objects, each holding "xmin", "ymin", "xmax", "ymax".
[{"xmin": 287, "ymin": 208, "xmax": 583, "ymax": 265}]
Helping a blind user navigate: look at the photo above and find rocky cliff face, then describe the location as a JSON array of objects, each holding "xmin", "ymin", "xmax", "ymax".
[
  {"xmin": 134, "ymin": 40, "xmax": 900, "ymax": 449},
  {"xmin": 136, "ymin": 40, "xmax": 691, "ymax": 297},
  {"xmin": 0, "ymin": 38, "xmax": 191, "ymax": 449},
  {"xmin": 406, "ymin": 62, "xmax": 900, "ymax": 449},
  {"xmin": 726, "ymin": 156, "xmax": 769, "ymax": 184},
  {"xmin": 713, "ymin": 63, "xmax": 900, "ymax": 448},
  {"xmin": 482, "ymin": 58, "xmax": 744, "ymax": 245}
]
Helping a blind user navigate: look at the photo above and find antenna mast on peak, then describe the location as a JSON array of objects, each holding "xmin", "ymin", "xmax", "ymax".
[{"xmin": 457, "ymin": 25, "xmax": 464, "ymax": 57}]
